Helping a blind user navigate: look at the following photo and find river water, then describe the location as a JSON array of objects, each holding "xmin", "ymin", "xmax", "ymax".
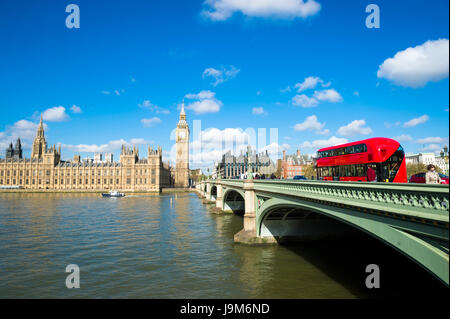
[{"xmin": 0, "ymin": 192, "xmax": 445, "ymax": 298}]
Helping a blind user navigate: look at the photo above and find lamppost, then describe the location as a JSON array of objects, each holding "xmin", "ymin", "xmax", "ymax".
[
  {"xmin": 440, "ymin": 145, "xmax": 449, "ymax": 175},
  {"xmin": 247, "ymin": 147, "xmax": 253, "ymax": 180}
]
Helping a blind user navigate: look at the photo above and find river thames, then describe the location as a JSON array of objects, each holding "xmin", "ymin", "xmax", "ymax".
[{"xmin": 0, "ymin": 192, "xmax": 445, "ymax": 298}]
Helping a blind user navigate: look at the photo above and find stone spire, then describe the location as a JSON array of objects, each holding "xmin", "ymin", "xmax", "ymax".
[
  {"xmin": 15, "ymin": 138, "xmax": 21, "ymax": 149},
  {"xmin": 37, "ymin": 115, "xmax": 45, "ymax": 138},
  {"xmin": 178, "ymin": 100, "xmax": 187, "ymax": 125},
  {"xmin": 181, "ymin": 99, "xmax": 185, "ymax": 115},
  {"xmin": 31, "ymin": 115, "xmax": 47, "ymax": 159}
]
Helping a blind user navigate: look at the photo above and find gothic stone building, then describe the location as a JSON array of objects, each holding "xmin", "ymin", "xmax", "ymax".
[
  {"xmin": 6, "ymin": 138, "xmax": 23, "ymax": 160},
  {"xmin": 214, "ymin": 145, "xmax": 276, "ymax": 179},
  {"xmin": 0, "ymin": 116, "xmax": 176, "ymax": 191}
]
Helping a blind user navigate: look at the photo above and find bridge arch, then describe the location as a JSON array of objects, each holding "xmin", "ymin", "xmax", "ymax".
[
  {"xmin": 211, "ymin": 185, "xmax": 217, "ymax": 201},
  {"xmin": 257, "ymin": 197, "xmax": 449, "ymax": 286},
  {"xmin": 222, "ymin": 187, "xmax": 245, "ymax": 214}
]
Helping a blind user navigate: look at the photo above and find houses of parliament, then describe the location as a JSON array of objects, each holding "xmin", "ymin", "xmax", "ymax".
[{"xmin": 0, "ymin": 106, "xmax": 190, "ymax": 191}]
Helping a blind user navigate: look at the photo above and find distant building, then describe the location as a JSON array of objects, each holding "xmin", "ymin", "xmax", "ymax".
[
  {"xmin": 94, "ymin": 153, "xmax": 103, "ymax": 163},
  {"xmin": 281, "ymin": 149, "xmax": 311, "ymax": 179},
  {"xmin": 104, "ymin": 153, "xmax": 113, "ymax": 163},
  {"xmin": 406, "ymin": 152, "xmax": 449, "ymax": 175},
  {"xmin": 5, "ymin": 138, "xmax": 23, "ymax": 160},
  {"xmin": 215, "ymin": 145, "xmax": 276, "ymax": 179},
  {"xmin": 0, "ymin": 116, "xmax": 172, "ymax": 190}
]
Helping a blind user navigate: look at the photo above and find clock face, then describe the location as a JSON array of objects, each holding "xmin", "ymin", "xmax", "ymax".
[{"xmin": 179, "ymin": 131, "xmax": 186, "ymax": 139}]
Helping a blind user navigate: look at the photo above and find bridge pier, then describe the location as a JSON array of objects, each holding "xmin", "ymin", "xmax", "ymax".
[
  {"xmin": 234, "ymin": 179, "xmax": 276, "ymax": 244},
  {"xmin": 208, "ymin": 183, "xmax": 224, "ymax": 214},
  {"xmin": 202, "ymin": 182, "xmax": 215, "ymax": 204},
  {"xmin": 215, "ymin": 183, "xmax": 222, "ymax": 210}
]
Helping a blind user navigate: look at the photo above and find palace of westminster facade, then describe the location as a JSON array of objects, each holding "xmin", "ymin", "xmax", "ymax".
[{"xmin": 0, "ymin": 105, "xmax": 190, "ymax": 191}]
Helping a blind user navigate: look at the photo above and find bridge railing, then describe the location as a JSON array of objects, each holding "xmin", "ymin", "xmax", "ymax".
[
  {"xmin": 251, "ymin": 180, "xmax": 449, "ymax": 218},
  {"xmin": 205, "ymin": 179, "xmax": 449, "ymax": 220}
]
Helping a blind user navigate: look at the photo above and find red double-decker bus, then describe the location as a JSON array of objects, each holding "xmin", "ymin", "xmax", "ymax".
[{"xmin": 316, "ymin": 137, "xmax": 407, "ymax": 183}]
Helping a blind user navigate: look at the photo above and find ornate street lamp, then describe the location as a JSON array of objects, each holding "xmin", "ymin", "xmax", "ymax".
[{"xmin": 247, "ymin": 146, "xmax": 253, "ymax": 180}]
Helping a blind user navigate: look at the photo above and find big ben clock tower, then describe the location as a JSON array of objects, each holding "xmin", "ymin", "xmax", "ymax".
[{"xmin": 175, "ymin": 101, "xmax": 190, "ymax": 187}]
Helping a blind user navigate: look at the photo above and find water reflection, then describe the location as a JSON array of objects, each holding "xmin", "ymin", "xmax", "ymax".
[{"xmin": 0, "ymin": 193, "xmax": 445, "ymax": 298}]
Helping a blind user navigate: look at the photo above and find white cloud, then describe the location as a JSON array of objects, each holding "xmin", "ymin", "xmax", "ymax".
[
  {"xmin": 70, "ymin": 105, "xmax": 82, "ymax": 114},
  {"xmin": 293, "ymin": 76, "xmax": 332, "ymax": 92},
  {"xmin": 291, "ymin": 94, "xmax": 319, "ymax": 107},
  {"xmin": 141, "ymin": 117, "xmax": 162, "ymax": 127},
  {"xmin": 186, "ymin": 128, "xmax": 251, "ymax": 167},
  {"xmin": 415, "ymin": 137, "xmax": 448, "ymax": 144},
  {"xmin": 42, "ymin": 106, "xmax": 69, "ymax": 122},
  {"xmin": 185, "ymin": 90, "xmax": 223, "ymax": 114},
  {"xmin": 353, "ymin": 91, "xmax": 360, "ymax": 97},
  {"xmin": 185, "ymin": 90, "xmax": 216, "ymax": 100},
  {"xmin": 294, "ymin": 76, "xmax": 322, "ymax": 92},
  {"xmin": 0, "ymin": 119, "xmax": 48, "ymax": 152},
  {"xmin": 138, "ymin": 100, "xmax": 170, "ymax": 114},
  {"xmin": 185, "ymin": 126, "xmax": 288, "ymax": 169},
  {"xmin": 259, "ymin": 142, "xmax": 290, "ymax": 157},
  {"xmin": 129, "ymin": 138, "xmax": 152, "ymax": 145},
  {"xmin": 201, "ymin": 0, "xmax": 321, "ymax": 21},
  {"xmin": 422, "ymin": 144, "xmax": 442, "ymax": 152},
  {"xmin": 203, "ymin": 65, "xmax": 240, "ymax": 86},
  {"xmin": 403, "ymin": 115, "xmax": 429, "ymax": 128},
  {"xmin": 393, "ymin": 134, "xmax": 413, "ymax": 142},
  {"xmin": 377, "ymin": 38, "xmax": 449, "ymax": 88},
  {"xmin": 313, "ymin": 89, "xmax": 343, "ymax": 103},
  {"xmin": 337, "ymin": 120, "xmax": 373, "ymax": 136},
  {"xmin": 114, "ymin": 90, "xmax": 120, "ymax": 96},
  {"xmin": 290, "ymin": 77, "xmax": 342, "ymax": 107},
  {"xmin": 62, "ymin": 138, "xmax": 150, "ymax": 153},
  {"xmin": 252, "ymin": 107, "xmax": 267, "ymax": 115},
  {"xmin": 384, "ymin": 121, "xmax": 401, "ymax": 128},
  {"xmin": 280, "ymin": 86, "xmax": 291, "ymax": 93},
  {"xmin": 101, "ymin": 90, "xmax": 111, "ymax": 95},
  {"xmin": 187, "ymin": 100, "xmax": 222, "ymax": 114},
  {"xmin": 293, "ymin": 115, "xmax": 329, "ymax": 135},
  {"xmin": 301, "ymin": 136, "xmax": 348, "ymax": 150}
]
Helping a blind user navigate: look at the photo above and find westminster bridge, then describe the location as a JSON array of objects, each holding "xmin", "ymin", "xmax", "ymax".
[{"xmin": 196, "ymin": 178, "xmax": 449, "ymax": 286}]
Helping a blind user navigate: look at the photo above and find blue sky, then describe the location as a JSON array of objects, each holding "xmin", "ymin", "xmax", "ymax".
[{"xmin": 0, "ymin": 0, "xmax": 448, "ymax": 169}]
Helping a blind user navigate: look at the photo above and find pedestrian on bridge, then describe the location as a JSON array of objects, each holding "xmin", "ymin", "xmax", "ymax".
[{"xmin": 425, "ymin": 164, "xmax": 441, "ymax": 184}]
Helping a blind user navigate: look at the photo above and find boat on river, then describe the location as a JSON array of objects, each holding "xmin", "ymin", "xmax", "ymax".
[{"xmin": 102, "ymin": 190, "xmax": 125, "ymax": 198}]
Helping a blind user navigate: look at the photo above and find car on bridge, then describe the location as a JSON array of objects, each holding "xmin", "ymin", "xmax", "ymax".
[
  {"xmin": 409, "ymin": 172, "xmax": 449, "ymax": 184},
  {"xmin": 293, "ymin": 175, "xmax": 307, "ymax": 180}
]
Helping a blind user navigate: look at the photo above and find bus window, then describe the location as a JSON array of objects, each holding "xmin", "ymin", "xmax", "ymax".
[
  {"xmin": 345, "ymin": 146, "xmax": 354, "ymax": 154},
  {"xmin": 380, "ymin": 146, "xmax": 405, "ymax": 182},
  {"xmin": 356, "ymin": 164, "xmax": 366, "ymax": 177},
  {"xmin": 331, "ymin": 167, "xmax": 338, "ymax": 177},
  {"xmin": 339, "ymin": 166, "xmax": 346, "ymax": 177}
]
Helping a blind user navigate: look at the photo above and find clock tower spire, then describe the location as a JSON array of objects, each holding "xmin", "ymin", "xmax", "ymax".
[{"xmin": 175, "ymin": 101, "xmax": 190, "ymax": 187}]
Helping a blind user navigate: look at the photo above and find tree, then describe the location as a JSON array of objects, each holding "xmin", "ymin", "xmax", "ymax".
[
  {"xmin": 406, "ymin": 163, "xmax": 442, "ymax": 179},
  {"xmin": 302, "ymin": 164, "xmax": 316, "ymax": 180},
  {"xmin": 275, "ymin": 159, "xmax": 283, "ymax": 179}
]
